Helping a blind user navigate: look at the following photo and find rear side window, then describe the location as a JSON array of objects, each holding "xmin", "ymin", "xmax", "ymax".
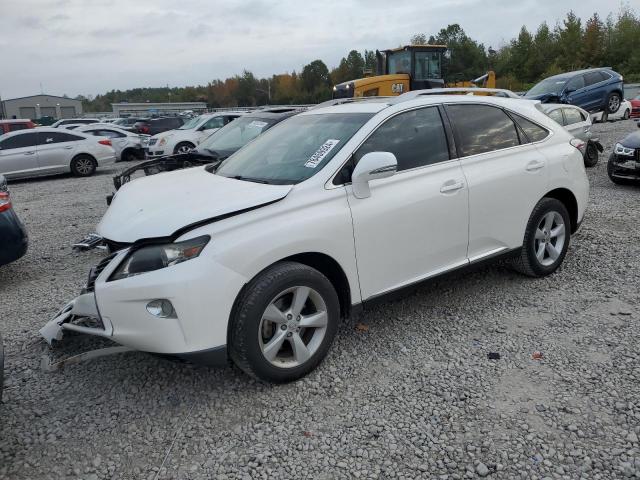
[
  {"xmin": 354, "ymin": 107, "xmax": 450, "ymax": 172},
  {"xmin": 92, "ymin": 129, "xmax": 125, "ymax": 138},
  {"xmin": 563, "ymin": 108, "xmax": 583, "ymax": 125},
  {"xmin": 584, "ymin": 72, "xmax": 604, "ymax": 86},
  {"xmin": 547, "ymin": 109, "xmax": 564, "ymax": 125},
  {"xmin": 510, "ymin": 113, "xmax": 549, "ymax": 143},
  {"xmin": 0, "ymin": 132, "xmax": 38, "ymax": 149},
  {"xmin": 37, "ymin": 132, "xmax": 84, "ymax": 145},
  {"xmin": 446, "ymin": 104, "xmax": 520, "ymax": 157}
]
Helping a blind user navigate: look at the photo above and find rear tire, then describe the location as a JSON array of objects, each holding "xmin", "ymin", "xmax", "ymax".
[
  {"xmin": 511, "ymin": 198, "xmax": 571, "ymax": 278},
  {"xmin": 70, "ymin": 155, "xmax": 97, "ymax": 177},
  {"xmin": 229, "ymin": 261, "xmax": 340, "ymax": 383},
  {"xmin": 584, "ymin": 142, "xmax": 599, "ymax": 167},
  {"xmin": 121, "ymin": 148, "xmax": 139, "ymax": 162},
  {"xmin": 174, "ymin": 142, "xmax": 195, "ymax": 155}
]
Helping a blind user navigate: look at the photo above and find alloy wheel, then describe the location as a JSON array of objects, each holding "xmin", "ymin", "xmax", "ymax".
[
  {"xmin": 609, "ymin": 95, "xmax": 620, "ymax": 113},
  {"xmin": 177, "ymin": 144, "xmax": 192, "ymax": 154},
  {"xmin": 75, "ymin": 158, "xmax": 94, "ymax": 175},
  {"xmin": 258, "ymin": 286, "xmax": 328, "ymax": 368},
  {"xmin": 534, "ymin": 211, "xmax": 566, "ymax": 267}
]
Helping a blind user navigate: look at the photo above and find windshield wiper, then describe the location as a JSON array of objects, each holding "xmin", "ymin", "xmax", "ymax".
[{"xmin": 231, "ymin": 175, "xmax": 271, "ymax": 184}]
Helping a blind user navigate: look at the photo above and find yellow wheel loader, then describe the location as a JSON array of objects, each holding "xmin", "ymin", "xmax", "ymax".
[{"xmin": 332, "ymin": 45, "xmax": 495, "ymax": 99}]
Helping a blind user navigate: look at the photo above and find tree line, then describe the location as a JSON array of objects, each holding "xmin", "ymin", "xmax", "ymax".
[{"xmin": 80, "ymin": 5, "xmax": 639, "ymax": 112}]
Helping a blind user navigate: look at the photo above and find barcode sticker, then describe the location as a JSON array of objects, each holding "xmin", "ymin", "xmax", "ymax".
[{"xmin": 304, "ymin": 139, "xmax": 340, "ymax": 168}]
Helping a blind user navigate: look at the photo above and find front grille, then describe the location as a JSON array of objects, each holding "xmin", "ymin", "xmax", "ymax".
[
  {"xmin": 636, "ymin": 149, "xmax": 640, "ymax": 162},
  {"xmin": 148, "ymin": 138, "xmax": 157, "ymax": 146},
  {"xmin": 85, "ymin": 253, "xmax": 117, "ymax": 292}
]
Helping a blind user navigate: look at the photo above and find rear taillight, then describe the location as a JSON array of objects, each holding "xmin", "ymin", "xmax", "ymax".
[
  {"xmin": 570, "ymin": 138, "xmax": 586, "ymax": 154},
  {"xmin": 0, "ymin": 192, "xmax": 11, "ymax": 213},
  {"xmin": 98, "ymin": 139, "xmax": 112, "ymax": 146},
  {"xmin": 142, "ymin": 126, "xmax": 149, "ymax": 134}
]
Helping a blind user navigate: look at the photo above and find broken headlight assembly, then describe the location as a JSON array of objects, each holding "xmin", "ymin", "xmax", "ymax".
[
  {"xmin": 110, "ymin": 235, "xmax": 210, "ymax": 281},
  {"xmin": 614, "ymin": 143, "xmax": 635, "ymax": 157}
]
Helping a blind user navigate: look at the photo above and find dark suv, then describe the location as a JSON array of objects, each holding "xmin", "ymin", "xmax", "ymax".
[
  {"xmin": 132, "ymin": 117, "xmax": 184, "ymax": 135},
  {"xmin": 524, "ymin": 68, "xmax": 624, "ymax": 114}
]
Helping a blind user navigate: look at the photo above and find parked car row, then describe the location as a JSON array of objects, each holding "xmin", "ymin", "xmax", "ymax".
[{"xmin": 40, "ymin": 92, "xmax": 590, "ymax": 383}]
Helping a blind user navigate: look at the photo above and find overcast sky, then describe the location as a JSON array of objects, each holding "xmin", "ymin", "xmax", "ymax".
[{"xmin": 0, "ymin": 0, "xmax": 624, "ymax": 99}]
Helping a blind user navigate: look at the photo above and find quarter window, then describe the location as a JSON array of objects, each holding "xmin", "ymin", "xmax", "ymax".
[
  {"xmin": 0, "ymin": 132, "xmax": 38, "ymax": 149},
  {"xmin": 446, "ymin": 104, "xmax": 520, "ymax": 157},
  {"xmin": 510, "ymin": 113, "xmax": 549, "ymax": 143},
  {"xmin": 354, "ymin": 107, "xmax": 450, "ymax": 172}
]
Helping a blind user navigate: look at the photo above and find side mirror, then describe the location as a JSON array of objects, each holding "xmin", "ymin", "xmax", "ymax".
[{"xmin": 351, "ymin": 152, "xmax": 397, "ymax": 199}]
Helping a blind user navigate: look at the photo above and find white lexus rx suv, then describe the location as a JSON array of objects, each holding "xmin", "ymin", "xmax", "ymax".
[{"xmin": 41, "ymin": 93, "xmax": 589, "ymax": 383}]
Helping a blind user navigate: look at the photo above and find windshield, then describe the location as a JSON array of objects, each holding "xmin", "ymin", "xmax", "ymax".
[
  {"xmin": 197, "ymin": 116, "xmax": 276, "ymax": 155},
  {"xmin": 178, "ymin": 116, "xmax": 202, "ymax": 130},
  {"xmin": 387, "ymin": 51, "xmax": 412, "ymax": 75},
  {"xmin": 525, "ymin": 77, "xmax": 568, "ymax": 97},
  {"xmin": 216, "ymin": 113, "xmax": 373, "ymax": 185}
]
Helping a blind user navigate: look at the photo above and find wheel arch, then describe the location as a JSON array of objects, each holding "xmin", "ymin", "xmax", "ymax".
[
  {"xmin": 543, "ymin": 188, "xmax": 579, "ymax": 233},
  {"xmin": 70, "ymin": 152, "xmax": 97, "ymax": 168},
  {"xmin": 120, "ymin": 146, "xmax": 139, "ymax": 161}
]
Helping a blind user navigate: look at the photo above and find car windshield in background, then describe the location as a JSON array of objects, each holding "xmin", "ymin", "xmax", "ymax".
[
  {"xmin": 216, "ymin": 113, "xmax": 374, "ymax": 185},
  {"xmin": 197, "ymin": 116, "xmax": 277, "ymax": 155},
  {"xmin": 525, "ymin": 77, "xmax": 568, "ymax": 97},
  {"xmin": 178, "ymin": 116, "xmax": 202, "ymax": 130}
]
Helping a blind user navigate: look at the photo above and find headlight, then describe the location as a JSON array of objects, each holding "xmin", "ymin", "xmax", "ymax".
[
  {"xmin": 614, "ymin": 143, "xmax": 635, "ymax": 156},
  {"xmin": 110, "ymin": 235, "xmax": 210, "ymax": 281}
]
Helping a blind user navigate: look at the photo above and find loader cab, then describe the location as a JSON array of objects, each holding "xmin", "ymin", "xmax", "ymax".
[{"xmin": 332, "ymin": 45, "xmax": 446, "ymax": 99}]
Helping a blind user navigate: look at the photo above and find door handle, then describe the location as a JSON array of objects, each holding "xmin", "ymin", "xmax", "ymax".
[
  {"xmin": 63, "ymin": 146, "xmax": 73, "ymax": 149},
  {"xmin": 23, "ymin": 151, "xmax": 35, "ymax": 155},
  {"xmin": 526, "ymin": 160, "xmax": 545, "ymax": 171},
  {"xmin": 440, "ymin": 180, "xmax": 464, "ymax": 193}
]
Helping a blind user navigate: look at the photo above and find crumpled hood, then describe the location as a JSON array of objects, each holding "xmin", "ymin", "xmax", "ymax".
[{"xmin": 97, "ymin": 167, "xmax": 292, "ymax": 242}]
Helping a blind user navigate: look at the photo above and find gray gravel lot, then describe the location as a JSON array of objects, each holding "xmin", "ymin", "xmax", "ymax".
[{"xmin": 1, "ymin": 119, "xmax": 639, "ymax": 480}]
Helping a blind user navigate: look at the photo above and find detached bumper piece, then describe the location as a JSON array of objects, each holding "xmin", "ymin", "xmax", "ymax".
[{"xmin": 39, "ymin": 293, "xmax": 113, "ymax": 345}]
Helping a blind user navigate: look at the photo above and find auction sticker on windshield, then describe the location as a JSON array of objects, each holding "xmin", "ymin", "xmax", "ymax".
[
  {"xmin": 304, "ymin": 139, "xmax": 340, "ymax": 168},
  {"xmin": 248, "ymin": 121, "xmax": 268, "ymax": 129}
]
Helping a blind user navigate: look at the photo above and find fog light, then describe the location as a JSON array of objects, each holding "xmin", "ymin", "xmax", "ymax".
[{"xmin": 146, "ymin": 299, "xmax": 175, "ymax": 318}]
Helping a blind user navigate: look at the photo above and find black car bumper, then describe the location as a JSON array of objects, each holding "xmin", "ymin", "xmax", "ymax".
[
  {"xmin": 0, "ymin": 208, "xmax": 28, "ymax": 266},
  {"xmin": 608, "ymin": 152, "xmax": 640, "ymax": 181}
]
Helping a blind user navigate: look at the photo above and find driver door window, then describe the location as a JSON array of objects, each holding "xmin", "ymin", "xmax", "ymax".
[
  {"xmin": 202, "ymin": 117, "xmax": 224, "ymax": 130},
  {"xmin": 565, "ymin": 75, "xmax": 585, "ymax": 92}
]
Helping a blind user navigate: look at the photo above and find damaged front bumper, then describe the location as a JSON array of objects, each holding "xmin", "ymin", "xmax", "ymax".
[{"xmin": 40, "ymin": 292, "xmax": 113, "ymax": 345}]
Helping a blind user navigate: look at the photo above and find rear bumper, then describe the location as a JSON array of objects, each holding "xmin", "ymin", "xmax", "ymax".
[{"xmin": 0, "ymin": 209, "xmax": 28, "ymax": 266}]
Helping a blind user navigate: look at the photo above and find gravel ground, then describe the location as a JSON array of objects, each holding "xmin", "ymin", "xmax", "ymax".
[{"xmin": 1, "ymin": 119, "xmax": 639, "ymax": 480}]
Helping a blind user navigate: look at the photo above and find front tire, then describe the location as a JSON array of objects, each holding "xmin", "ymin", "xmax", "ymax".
[
  {"xmin": 623, "ymin": 109, "xmax": 630, "ymax": 120},
  {"xmin": 229, "ymin": 262, "xmax": 340, "ymax": 383},
  {"xmin": 173, "ymin": 142, "xmax": 195, "ymax": 155},
  {"xmin": 584, "ymin": 142, "xmax": 599, "ymax": 167},
  {"xmin": 70, "ymin": 155, "xmax": 97, "ymax": 177},
  {"xmin": 511, "ymin": 198, "xmax": 571, "ymax": 277},
  {"xmin": 606, "ymin": 92, "xmax": 621, "ymax": 114}
]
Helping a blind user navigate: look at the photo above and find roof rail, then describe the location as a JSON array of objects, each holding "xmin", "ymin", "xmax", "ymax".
[
  {"xmin": 390, "ymin": 87, "xmax": 521, "ymax": 104},
  {"xmin": 311, "ymin": 97, "xmax": 394, "ymax": 109}
]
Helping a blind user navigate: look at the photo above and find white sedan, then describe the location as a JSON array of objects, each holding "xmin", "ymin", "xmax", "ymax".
[
  {"xmin": 591, "ymin": 99, "xmax": 632, "ymax": 122},
  {"xmin": 75, "ymin": 124, "xmax": 145, "ymax": 162},
  {"xmin": 0, "ymin": 128, "xmax": 116, "ymax": 179},
  {"xmin": 41, "ymin": 94, "xmax": 588, "ymax": 382},
  {"xmin": 146, "ymin": 112, "xmax": 244, "ymax": 158}
]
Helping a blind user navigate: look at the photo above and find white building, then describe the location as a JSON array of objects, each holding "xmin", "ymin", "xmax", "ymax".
[{"xmin": 1, "ymin": 94, "xmax": 83, "ymax": 120}]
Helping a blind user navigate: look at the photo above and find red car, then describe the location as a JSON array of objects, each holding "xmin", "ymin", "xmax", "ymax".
[
  {"xmin": 0, "ymin": 119, "xmax": 36, "ymax": 134},
  {"xmin": 630, "ymin": 95, "xmax": 640, "ymax": 119}
]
